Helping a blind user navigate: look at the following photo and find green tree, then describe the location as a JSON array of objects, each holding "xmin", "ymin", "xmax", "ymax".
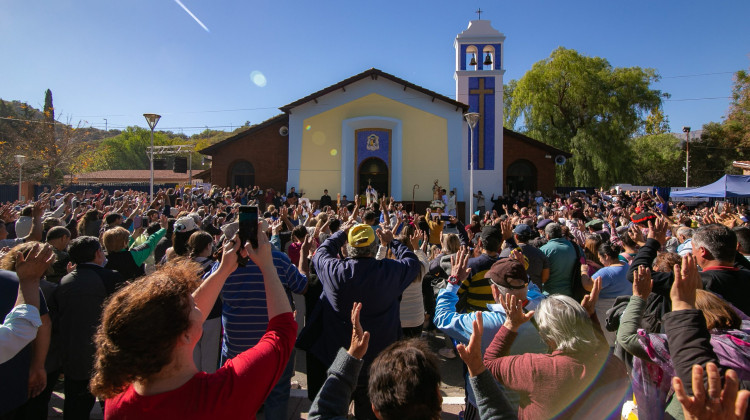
[
  {"xmin": 685, "ymin": 66, "xmax": 750, "ymax": 187},
  {"xmin": 507, "ymin": 47, "xmax": 663, "ymax": 186},
  {"xmin": 628, "ymin": 133, "xmax": 683, "ymax": 186},
  {"xmin": 95, "ymin": 126, "xmax": 176, "ymax": 170},
  {"xmin": 644, "ymin": 107, "xmax": 670, "ymax": 135},
  {"xmin": 503, "ymin": 80, "xmax": 518, "ymax": 129}
]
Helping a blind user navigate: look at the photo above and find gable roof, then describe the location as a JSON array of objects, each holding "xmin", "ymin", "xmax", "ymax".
[
  {"xmin": 280, "ymin": 68, "xmax": 469, "ymax": 113},
  {"xmin": 199, "ymin": 114, "xmax": 288, "ymax": 155},
  {"xmin": 503, "ymin": 127, "xmax": 572, "ymax": 158}
]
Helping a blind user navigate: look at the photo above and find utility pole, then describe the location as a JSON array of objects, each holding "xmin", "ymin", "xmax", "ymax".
[{"xmin": 683, "ymin": 126, "xmax": 691, "ymax": 187}]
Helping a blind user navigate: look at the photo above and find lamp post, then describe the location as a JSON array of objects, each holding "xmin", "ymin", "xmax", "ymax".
[
  {"xmin": 143, "ymin": 114, "xmax": 161, "ymax": 200},
  {"xmin": 14, "ymin": 155, "xmax": 26, "ymax": 202},
  {"xmin": 464, "ymin": 112, "xmax": 480, "ymax": 220},
  {"xmin": 683, "ymin": 126, "xmax": 691, "ymax": 188}
]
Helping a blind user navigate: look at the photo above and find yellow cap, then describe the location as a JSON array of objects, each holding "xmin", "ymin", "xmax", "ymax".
[{"xmin": 348, "ymin": 224, "xmax": 375, "ymax": 247}]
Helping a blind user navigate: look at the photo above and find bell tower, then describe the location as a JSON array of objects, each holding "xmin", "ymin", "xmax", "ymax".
[{"xmin": 455, "ymin": 16, "xmax": 506, "ymax": 210}]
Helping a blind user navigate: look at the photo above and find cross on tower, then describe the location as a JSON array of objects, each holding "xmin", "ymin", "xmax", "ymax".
[
  {"xmin": 469, "ymin": 78, "xmax": 493, "ymax": 169},
  {"xmin": 475, "ymin": 8, "xmax": 483, "ymax": 20}
]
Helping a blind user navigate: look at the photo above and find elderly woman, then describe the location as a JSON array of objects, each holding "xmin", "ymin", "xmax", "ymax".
[
  {"xmin": 90, "ymin": 230, "xmax": 296, "ymax": 419},
  {"xmin": 483, "ymin": 279, "xmax": 629, "ymax": 419},
  {"xmin": 616, "ymin": 262, "xmax": 750, "ymax": 419}
]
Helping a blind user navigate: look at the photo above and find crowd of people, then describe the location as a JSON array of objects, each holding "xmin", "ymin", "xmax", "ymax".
[{"xmin": 1, "ymin": 184, "xmax": 750, "ymax": 420}]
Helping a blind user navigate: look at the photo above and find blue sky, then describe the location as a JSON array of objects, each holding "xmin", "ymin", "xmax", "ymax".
[{"xmin": 2, "ymin": 0, "xmax": 748, "ymax": 135}]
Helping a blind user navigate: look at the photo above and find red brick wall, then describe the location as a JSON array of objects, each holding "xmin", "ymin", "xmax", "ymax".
[
  {"xmin": 503, "ymin": 133, "xmax": 557, "ymax": 195},
  {"xmin": 209, "ymin": 120, "xmax": 289, "ymax": 191}
]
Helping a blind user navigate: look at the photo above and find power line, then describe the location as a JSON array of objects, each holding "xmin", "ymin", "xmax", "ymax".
[
  {"xmin": 660, "ymin": 71, "xmax": 735, "ymax": 79},
  {"xmin": 664, "ymin": 96, "xmax": 732, "ymax": 102}
]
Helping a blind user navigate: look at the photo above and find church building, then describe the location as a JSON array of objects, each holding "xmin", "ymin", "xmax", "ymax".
[{"xmin": 200, "ymin": 18, "xmax": 571, "ymax": 219}]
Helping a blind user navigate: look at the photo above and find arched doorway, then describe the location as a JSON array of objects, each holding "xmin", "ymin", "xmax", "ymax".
[
  {"xmin": 229, "ymin": 160, "xmax": 255, "ymax": 188},
  {"xmin": 506, "ymin": 159, "xmax": 537, "ymax": 195},
  {"xmin": 358, "ymin": 157, "xmax": 388, "ymax": 198}
]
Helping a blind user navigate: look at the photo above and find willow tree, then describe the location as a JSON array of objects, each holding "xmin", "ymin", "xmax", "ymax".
[{"xmin": 507, "ymin": 47, "xmax": 664, "ymax": 187}]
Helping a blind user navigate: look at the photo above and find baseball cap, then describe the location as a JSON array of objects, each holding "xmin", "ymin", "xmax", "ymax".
[
  {"xmin": 585, "ymin": 219, "xmax": 604, "ymax": 229},
  {"xmin": 536, "ymin": 219, "xmax": 553, "ymax": 230},
  {"xmin": 513, "ymin": 223, "xmax": 533, "ymax": 236},
  {"xmin": 480, "ymin": 225, "xmax": 502, "ymax": 243},
  {"xmin": 348, "ymin": 224, "xmax": 375, "ymax": 248},
  {"xmin": 486, "ymin": 258, "xmax": 528, "ymax": 289}
]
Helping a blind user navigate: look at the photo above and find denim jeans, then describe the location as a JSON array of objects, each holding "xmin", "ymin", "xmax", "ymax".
[{"xmin": 263, "ymin": 348, "xmax": 296, "ymax": 420}]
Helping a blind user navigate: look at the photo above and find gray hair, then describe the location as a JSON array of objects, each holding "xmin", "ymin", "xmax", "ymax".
[
  {"xmin": 535, "ymin": 295, "xmax": 598, "ymax": 353},
  {"xmin": 676, "ymin": 226, "xmax": 694, "ymax": 239},
  {"xmin": 346, "ymin": 241, "xmax": 378, "ymax": 258},
  {"xmin": 545, "ymin": 223, "xmax": 563, "ymax": 239},
  {"xmin": 692, "ymin": 224, "xmax": 737, "ymax": 263}
]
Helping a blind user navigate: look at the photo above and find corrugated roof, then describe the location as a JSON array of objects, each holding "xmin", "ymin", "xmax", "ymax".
[
  {"xmin": 71, "ymin": 170, "xmax": 191, "ymax": 181},
  {"xmin": 280, "ymin": 68, "xmax": 469, "ymax": 113}
]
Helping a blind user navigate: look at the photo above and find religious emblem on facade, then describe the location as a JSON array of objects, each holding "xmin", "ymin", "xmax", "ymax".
[{"xmin": 366, "ymin": 134, "xmax": 380, "ymax": 151}]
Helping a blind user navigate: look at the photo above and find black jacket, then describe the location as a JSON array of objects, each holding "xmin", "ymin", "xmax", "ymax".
[
  {"xmin": 627, "ymin": 238, "xmax": 750, "ymax": 315},
  {"xmin": 56, "ymin": 264, "xmax": 123, "ymax": 380},
  {"xmin": 106, "ymin": 250, "xmax": 145, "ymax": 281}
]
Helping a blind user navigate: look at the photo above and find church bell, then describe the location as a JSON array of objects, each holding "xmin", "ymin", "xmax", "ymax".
[
  {"xmin": 483, "ymin": 53, "xmax": 493, "ymax": 66},
  {"xmin": 469, "ymin": 54, "xmax": 477, "ymax": 66}
]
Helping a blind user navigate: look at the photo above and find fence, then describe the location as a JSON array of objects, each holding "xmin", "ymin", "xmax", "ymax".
[{"xmin": 0, "ymin": 183, "xmax": 176, "ymax": 204}]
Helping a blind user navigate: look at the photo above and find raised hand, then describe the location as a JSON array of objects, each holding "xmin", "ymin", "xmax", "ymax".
[
  {"xmin": 301, "ymin": 233, "xmax": 315, "ymax": 257},
  {"xmin": 673, "ymin": 363, "xmax": 750, "ymax": 420},
  {"xmin": 647, "ymin": 217, "xmax": 669, "ymax": 245},
  {"xmin": 450, "ymin": 246, "xmax": 471, "ymax": 283},
  {"xmin": 671, "ymin": 254, "xmax": 701, "ymax": 311},
  {"xmin": 632, "ymin": 265, "xmax": 653, "ymax": 299},
  {"xmin": 456, "ymin": 311, "xmax": 486, "ymax": 377},
  {"xmin": 581, "ymin": 277, "xmax": 601, "ymax": 316},
  {"xmin": 409, "ymin": 229, "xmax": 421, "ymax": 250},
  {"xmin": 501, "ymin": 293, "xmax": 534, "ymax": 332},
  {"xmin": 15, "ymin": 243, "xmax": 55, "ymax": 283},
  {"xmin": 347, "ymin": 302, "xmax": 370, "ymax": 360},
  {"xmin": 500, "ymin": 219, "xmax": 513, "ymax": 241}
]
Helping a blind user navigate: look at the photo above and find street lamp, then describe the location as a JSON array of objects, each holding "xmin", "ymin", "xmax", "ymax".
[
  {"xmin": 14, "ymin": 155, "xmax": 26, "ymax": 202},
  {"xmin": 143, "ymin": 113, "xmax": 161, "ymax": 200},
  {"xmin": 464, "ymin": 112, "xmax": 480, "ymax": 220},
  {"xmin": 683, "ymin": 126, "xmax": 691, "ymax": 187}
]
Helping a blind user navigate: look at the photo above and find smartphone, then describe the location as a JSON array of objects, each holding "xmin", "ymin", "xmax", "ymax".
[{"xmin": 238, "ymin": 205, "xmax": 259, "ymax": 249}]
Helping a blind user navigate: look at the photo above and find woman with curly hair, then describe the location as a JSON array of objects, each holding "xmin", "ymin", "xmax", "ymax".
[{"xmin": 90, "ymin": 229, "xmax": 296, "ymax": 419}]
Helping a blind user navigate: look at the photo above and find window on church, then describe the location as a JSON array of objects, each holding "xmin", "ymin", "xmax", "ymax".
[
  {"xmin": 229, "ymin": 160, "xmax": 255, "ymax": 188},
  {"xmin": 482, "ymin": 46, "xmax": 495, "ymax": 71},
  {"xmin": 465, "ymin": 45, "xmax": 478, "ymax": 71}
]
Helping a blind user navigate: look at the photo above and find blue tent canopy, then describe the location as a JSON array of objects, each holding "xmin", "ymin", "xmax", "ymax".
[{"xmin": 670, "ymin": 175, "xmax": 750, "ymax": 198}]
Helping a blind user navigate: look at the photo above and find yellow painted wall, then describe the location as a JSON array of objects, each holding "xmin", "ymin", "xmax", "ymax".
[{"xmin": 300, "ymin": 93, "xmax": 449, "ymax": 201}]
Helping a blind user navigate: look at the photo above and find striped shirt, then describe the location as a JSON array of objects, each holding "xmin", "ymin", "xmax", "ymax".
[
  {"xmin": 216, "ymin": 250, "xmax": 307, "ymax": 358},
  {"xmin": 457, "ymin": 253, "xmax": 500, "ymax": 312}
]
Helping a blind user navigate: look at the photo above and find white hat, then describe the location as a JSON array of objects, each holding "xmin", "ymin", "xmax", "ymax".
[
  {"xmin": 14, "ymin": 216, "xmax": 32, "ymax": 238},
  {"xmin": 174, "ymin": 216, "xmax": 197, "ymax": 233}
]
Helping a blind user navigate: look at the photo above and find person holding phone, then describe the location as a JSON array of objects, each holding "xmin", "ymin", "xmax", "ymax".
[
  {"xmin": 212, "ymin": 212, "xmax": 308, "ymax": 419},
  {"xmin": 91, "ymin": 231, "xmax": 296, "ymax": 419}
]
